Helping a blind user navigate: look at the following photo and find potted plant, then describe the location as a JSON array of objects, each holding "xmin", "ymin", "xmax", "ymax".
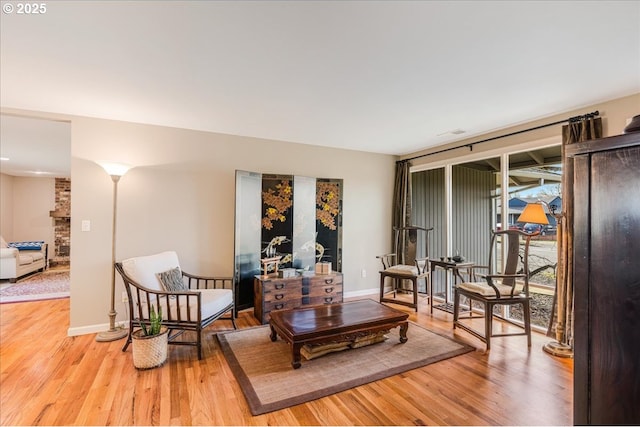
[{"xmin": 131, "ymin": 304, "xmax": 169, "ymax": 369}]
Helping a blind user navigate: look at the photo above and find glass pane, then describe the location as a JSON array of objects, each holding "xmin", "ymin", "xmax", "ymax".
[
  {"xmin": 452, "ymin": 158, "xmax": 500, "ymax": 313},
  {"xmin": 505, "ymin": 146, "xmax": 561, "ymax": 329},
  {"xmin": 411, "ymin": 168, "xmax": 445, "ymax": 294},
  {"xmin": 234, "ymin": 170, "xmax": 263, "ymax": 311},
  {"xmin": 451, "ymin": 161, "xmax": 497, "ymax": 267},
  {"xmin": 292, "ymin": 175, "xmax": 316, "ymax": 271}
]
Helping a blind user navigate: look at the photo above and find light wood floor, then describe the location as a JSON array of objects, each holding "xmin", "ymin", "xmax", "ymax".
[{"xmin": 0, "ymin": 295, "xmax": 573, "ymax": 426}]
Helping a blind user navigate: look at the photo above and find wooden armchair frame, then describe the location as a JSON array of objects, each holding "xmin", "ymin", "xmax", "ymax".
[
  {"xmin": 377, "ymin": 225, "xmax": 433, "ymax": 312},
  {"xmin": 116, "ymin": 262, "xmax": 236, "ymax": 360},
  {"xmin": 453, "ymin": 229, "xmax": 535, "ymax": 350}
]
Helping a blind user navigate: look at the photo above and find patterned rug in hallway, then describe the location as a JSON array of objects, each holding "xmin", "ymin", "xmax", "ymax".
[{"xmin": 0, "ymin": 271, "xmax": 70, "ymax": 303}]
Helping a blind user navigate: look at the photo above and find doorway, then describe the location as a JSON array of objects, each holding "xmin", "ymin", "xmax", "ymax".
[{"xmin": 0, "ymin": 114, "xmax": 71, "ymax": 301}]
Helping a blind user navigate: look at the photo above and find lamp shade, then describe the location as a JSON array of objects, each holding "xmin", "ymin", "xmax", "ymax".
[
  {"xmin": 98, "ymin": 162, "xmax": 132, "ymax": 177},
  {"xmin": 517, "ymin": 202, "xmax": 549, "ymax": 225}
]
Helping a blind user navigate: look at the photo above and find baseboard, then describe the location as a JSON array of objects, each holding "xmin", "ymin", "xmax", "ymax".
[
  {"xmin": 344, "ymin": 287, "xmax": 378, "ymax": 299},
  {"xmin": 67, "ymin": 320, "xmax": 129, "ymax": 337}
]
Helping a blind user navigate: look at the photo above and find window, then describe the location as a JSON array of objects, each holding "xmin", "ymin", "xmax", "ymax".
[{"xmin": 411, "ymin": 143, "xmax": 561, "ymax": 331}]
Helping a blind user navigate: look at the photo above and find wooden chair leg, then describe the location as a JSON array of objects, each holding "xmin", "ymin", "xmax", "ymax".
[
  {"xmin": 523, "ymin": 300, "xmax": 532, "ymax": 347},
  {"xmin": 485, "ymin": 302, "xmax": 492, "ymax": 351},
  {"xmin": 231, "ymin": 308, "xmax": 238, "ymax": 330},
  {"xmin": 453, "ymin": 287, "xmax": 460, "ymax": 327},
  {"xmin": 428, "ymin": 274, "xmax": 433, "ymax": 314},
  {"xmin": 122, "ymin": 321, "xmax": 133, "ymax": 352},
  {"xmin": 412, "ymin": 278, "xmax": 418, "ymax": 312},
  {"xmin": 394, "ymin": 278, "xmax": 400, "ymax": 298}
]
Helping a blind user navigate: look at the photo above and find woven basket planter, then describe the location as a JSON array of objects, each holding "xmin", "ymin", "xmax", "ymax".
[{"xmin": 132, "ymin": 327, "xmax": 169, "ymax": 369}]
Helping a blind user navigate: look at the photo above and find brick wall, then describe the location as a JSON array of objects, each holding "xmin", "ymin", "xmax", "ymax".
[{"xmin": 52, "ymin": 178, "xmax": 71, "ymax": 265}]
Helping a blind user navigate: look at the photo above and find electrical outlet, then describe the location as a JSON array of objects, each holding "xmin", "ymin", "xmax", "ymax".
[
  {"xmin": 121, "ymin": 291, "xmax": 128, "ymax": 303},
  {"xmin": 361, "ymin": 269, "xmax": 367, "ymax": 278}
]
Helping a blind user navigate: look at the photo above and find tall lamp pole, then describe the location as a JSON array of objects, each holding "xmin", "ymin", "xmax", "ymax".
[
  {"xmin": 541, "ymin": 202, "xmax": 573, "ymax": 358},
  {"xmin": 517, "ymin": 200, "xmax": 572, "ymax": 358},
  {"xmin": 96, "ymin": 162, "xmax": 131, "ymax": 342}
]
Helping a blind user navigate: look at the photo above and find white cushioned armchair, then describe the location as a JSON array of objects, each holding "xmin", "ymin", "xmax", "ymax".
[{"xmin": 116, "ymin": 251, "xmax": 236, "ymax": 359}]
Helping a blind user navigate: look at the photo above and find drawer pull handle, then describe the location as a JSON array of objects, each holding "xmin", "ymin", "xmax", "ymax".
[
  {"xmin": 275, "ymin": 303, "xmax": 284, "ymax": 310},
  {"xmin": 324, "ymin": 278, "xmax": 334, "ymax": 284},
  {"xmin": 325, "ymin": 287, "xmax": 334, "ymax": 293},
  {"xmin": 275, "ymin": 283, "xmax": 285, "ymax": 290},
  {"xmin": 275, "ymin": 294, "xmax": 284, "ymax": 300},
  {"xmin": 324, "ymin": 297, "xmax": 333, "ymax": 303}
]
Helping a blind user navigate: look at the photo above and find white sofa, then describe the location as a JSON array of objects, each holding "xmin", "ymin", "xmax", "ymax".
[{"xmin": 0, "ymin": 238, "xmax": 48, "ymax": 282}]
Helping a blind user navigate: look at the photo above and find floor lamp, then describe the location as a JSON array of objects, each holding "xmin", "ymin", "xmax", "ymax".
[
  {"xmin": 96, "ymin": 162, "xmax": 131, "ymax": 342},
  {"xmin": 517, "ymin": 201, "xmax": 573, "ymax": 358}
]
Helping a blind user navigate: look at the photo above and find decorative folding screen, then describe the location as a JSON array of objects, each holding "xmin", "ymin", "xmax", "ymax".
[{"xmin": 234, "ymin": 171, "xmax": 343, "ymax": 310}]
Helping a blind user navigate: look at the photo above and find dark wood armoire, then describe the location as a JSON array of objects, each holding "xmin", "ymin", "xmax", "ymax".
[{"xmin": 567, "ymin": 131, "xmax": 640, "ymax": 425}]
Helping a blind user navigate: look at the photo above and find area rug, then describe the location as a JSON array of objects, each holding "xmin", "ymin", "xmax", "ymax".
[
  {"xmin": 217, "ymin": 321, "xmax": 474, "ymax": 415},
  {"xmin": 0, "ymin": 271, "xmax": 70, "ymax": 303}
]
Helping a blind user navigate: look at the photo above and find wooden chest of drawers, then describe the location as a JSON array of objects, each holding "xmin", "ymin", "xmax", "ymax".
[{"xmin": 254, "ymin": 272, "xmax": 343, "ymax": 324}]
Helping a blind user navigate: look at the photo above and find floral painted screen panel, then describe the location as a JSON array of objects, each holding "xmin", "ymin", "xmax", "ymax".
[
  {"xmin": 316, "ymin": 178, "xmax": 342, "ymax": 272},
  {"xmin": 261, "ymin": 174, "xmax": 294, "ymax": 271}
]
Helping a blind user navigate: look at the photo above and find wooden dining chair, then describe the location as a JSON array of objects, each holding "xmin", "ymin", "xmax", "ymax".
[
  {"xmin": 377, "ymin": 225, "xmax": 433, "ymax": 312},
  {"xmin": 453, "ymin": 229, "xmax": 535, "ymax": 350}
]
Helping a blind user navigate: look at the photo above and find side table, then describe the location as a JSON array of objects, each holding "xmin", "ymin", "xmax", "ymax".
[{"xmin": 429, "ymin": 259, "xmax": 474, "ymax": 313}]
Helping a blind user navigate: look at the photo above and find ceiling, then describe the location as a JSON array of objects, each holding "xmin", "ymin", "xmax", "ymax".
[
  {"xmin": 1, "ymin": 1, "xmax": 639, "ymax": 176},
  {"xmin": 0, "ymin": 115, "xmax": 71, "ymax": 177}
]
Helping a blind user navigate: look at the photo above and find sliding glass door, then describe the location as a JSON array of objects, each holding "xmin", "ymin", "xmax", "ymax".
[{"xmin": 411, "ymin": 144, "xmax": 560, "ymax": 331}]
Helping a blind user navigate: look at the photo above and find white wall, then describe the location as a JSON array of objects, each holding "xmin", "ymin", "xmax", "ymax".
[
  {"xmin": 12, "ymin": 176, "xmax": 56, "ymax": 246},
  {"xmin": 68, "ymin": 116, "xmax": 396, "ymax": 334},
  {"xmin": 0, "ymin": 173, "xmax": 55, "ymax": 259},
  {"xmin": 0, "ymin": 173, "xmax": 14, "ymax": 240}
]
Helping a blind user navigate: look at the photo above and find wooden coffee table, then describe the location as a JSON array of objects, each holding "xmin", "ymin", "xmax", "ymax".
[{"xmin": 269, "ymin": 299, "xmax": 409, "ymax": 369}]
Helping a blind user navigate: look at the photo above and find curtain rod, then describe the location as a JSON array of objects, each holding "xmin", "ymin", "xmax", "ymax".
[{"xmin": 400, "ymin": 110, "xmax": 600, "ymax": 163}]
